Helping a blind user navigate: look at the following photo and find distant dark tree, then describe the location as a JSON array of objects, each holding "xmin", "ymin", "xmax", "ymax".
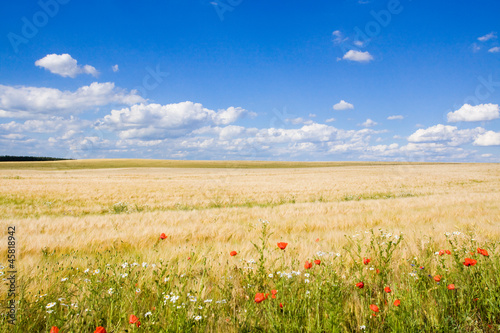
[{"xmin": 0, "ymin": 156, "xmax": 73, "ymax": 162}]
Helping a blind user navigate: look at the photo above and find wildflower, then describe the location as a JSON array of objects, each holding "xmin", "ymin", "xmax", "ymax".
[
  {"xmin": 356, "ymin": 282, "xmax": 364, "ymax": 289},
  {"xmin": 84, "ymin": 268, "xmax": 90, "ymax": 273},
  {"xmin": 438, "ymin": 250, "xmax": 445, "ymax": 256},
  {"xmin": 230, "ymin": 251, "xmax": 237, "ymax": 256},
  {"xmin": 315, "ymin": 238, "xmax": 320, "ymax": 242},
  {"xmin": 46, "ymin": 302, "xmax": 56, "ymax": 309},
  {"xmin": 50, "ymin": 327, "xmax": 59, "ymax": 333},
  {"xmin": 277, "ymin": 242, "xmax": 288, "ymax": 250},
  {"xmin": 304, "ymin": 261, "xmax": 313, "ymax": 269},
  {"xmin": 445, "ymin": 250, "xmax": 451, "ymax": 255},
  {"xmin": 463, "ymin": 258, "xmax": 477, "ymax": 266},
  {"xmin": 204, "ymin": 299, "xmax": 213, "ymax": 303},
  {"xmin": 477, "ymin": 248, "xmax": 489, "ymax": 256},
  {"xmin": 384, "ymin": 286, "xmax": 392, "ymax": 293},
  {"xmin": 94, "ymin": 327, "xmax": 107, "ymax": 333},
  {"xmin": 447, "ymin": 284, "xmax": 455, "ymax": 290},
  {"xmin": 363, "ymin": 258, "xmax": 371, "ymax": 265},
  {"xmin": 268, "ymin": 273, "xmax": 273, "ymax": 278},
  {"xmin": 369, "ymin": 304, "xmax": 379, "ymax": 312},
  {"xmin": 145, "ymin": 311, "xmax": 152, "ymax": 317},
  {"xmin": 314, "ymin": 259, "xmax": 321, "ymax": 265},
  {"xmin": 194, "ymin": 315, "xmax": 202, "ymax": 321},
  {"xmin": 142, "ymin": 262, "xmax": 148, "ymax": 268},
  {"xmin": 60, "ymin": 278, "xmax": 67, "ymax": 282},
  {"xmin": 279, "ymin": 303, "xmax": 283, "ymax": 308},
  {"xmin": 419, "ymin": 266, "xmax": 424, "ymax": 270},
  {"xmin": 160, "ymin": 233, "xmax": 167, "ymax": 239},
  {"xmin": 121, "ymin": 273, "xmax": 128, "ymax": 278},
  {"xmin": 93, "ymin": 269, "xmax": 100, "ymax": 274},
  {"xmin": 433, "ymin": 275, "xmax": 441, "ymax": 282},
  {"xmin": 271, "ymin": 290, "xmax": 278, "ymax": 299},
  {"xmin": 304, "ymin": 279, "xmax": 310, "ymax": 283},
  {"xmin": 394, "ymin": 299, "xmax": 400, "ymax": 306},
  {"xmin": 376, "ymin": 269, "xmax": 380, "ymax": 274},
  {"xmin": 129, "ymin": 314, "xmax": 139, "ymax": 324},
  {"xmin": 107, "ymin": 288, "xmax": 114, "ymax": 295},
  {"xmin": 254, "ymin": 293, "xmax": 267, "ymax": 303},
  {"xmin": 360, "ymin": 325, "xmax": 366, "ymax": 330}
]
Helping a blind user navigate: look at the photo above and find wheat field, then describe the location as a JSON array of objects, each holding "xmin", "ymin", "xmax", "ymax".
[
  {"xmin": 1, "ymin": 162, "xmax": 499, "ymax": 272},
  {"xmin": 1, "ymin": 161, "xmax": 499, "ymax": 331}
]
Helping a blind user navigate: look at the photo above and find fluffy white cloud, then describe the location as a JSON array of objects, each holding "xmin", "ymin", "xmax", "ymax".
[
  {"xmin": 478, "ymin": 32, "xmax": 497, "ymax": 42},
  {"xmin": 325, "ymin": 118, "xmax": 336, "ymax": 123},
  {"xmin": 333, "ymin": 100, "xmax": 354, "ymax": 110},
  {"xmin": 473, "ymin": 131, "xmax": 500, "ymax": 146},
  {"xmin": 447, "ymin": 103, "xmax": 499, "ymax": 122},
  {"xmin": 0, "ymin": 82, "xmax": 144, "ymax": 118},
  {"xmin": 407, "ymin": 124, "xmax": 486, "ymax": 146},
  {"xmin": 361, "ymin": 119, "xmax": 377, "ymax": 127},
  {"xmin": 97, "ymin": 102, "xmax": 255, "ymax": 139},
  {"xmin": 285, "ymin": 117, "xmax": 313, "ymax": 125},
  {"xmin": 387, "ymin": 115, "xmax": 404, "ymax": 120},
  {"xmin": 342, "ymin": 50, "xmax": 373, "ymax": 62},
  {"xmin": 489, "ymin": 47, "xmax": 500, "ymax": 53},
  {"xmin": 112, "ymin": 64, "xmax": 119, "ymax": 72},
  {"xmin": 35, "ymin": 54, "xmax": 98, "ymax": 78}
]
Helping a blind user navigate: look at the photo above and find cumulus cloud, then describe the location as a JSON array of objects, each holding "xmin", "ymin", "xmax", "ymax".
[
  {"xmin": 361, "ymin": 119, "xmax": 377, "ymax": 127},
  {"xmin": 473, "ymin": 131, "xmax": 500, "ymax": 146},
  {"xmin": 408, "ymin": 124, "xmax": 486, "ymax": 146},
  {"xmin": 342, "ymin": 50, "xmax": 373, "ymax": 62},
  {"xmin": 447, "ymin": 103, "xmax": 499, "ymax": 122},
  {"xmin": 96, "ymin": 102, "xmax": 255, "ymax": 140},
  {"xmin": 489, "ymin": 47, "xmax": 500, "ymax": 53},
  {"xmin": 35, "ymin": 54, "xmax": 99, "ymax": 78},
  {"xmin": 387, "ymin": 115, "xmax": 404, "ymax": 120},
  {"xmin": 0, "ymin": 82, "xmax": 144, "ymax": 118},
  {"xmin": 333, "ymin": 100, "xmax": 354, "ymax": 110},
  {"xmin": 478, "ymin": 32, "xmax": 497, "ymax": 42}
]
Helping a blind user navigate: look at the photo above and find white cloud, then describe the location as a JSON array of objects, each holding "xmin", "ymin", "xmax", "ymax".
[
  {"xmin": 387, "ymin": 115, "xmax": 404, "ymax": 120},
  {"xmin": 285, "ymin": 117, "xmax": 313, "ymax": 125},
  {"xmin": 471, "ymin": 43, "xmax": 481, "ymax": 52},
  {"xmin": 481, "ymin": 154, "xmax": 493, "ymax": 157},
  {"xmin": 408, "ymin": 124, "xmax": 486, "ymax": 146},
  {"xmin": 325, "ymin": 118, "xmax": 336, "ymax": 123},
  {"xmin": 35, "ymin": 54, "xmax": 99, "ymax": 78},
  {"xmin": 97, "ymin": 102, "xmax": 255, "ymax": 139},
  {"xmin": 447, "ymin": 103, "xmax": 499, "ymax": 122},
  {"xmin": 488, "ymin": 47, "xmax": 500, "ymax": 53},
  {"xmin": 112, "ymin": 64, "xmax": 119, "ymax": 72},
  {"xmin": 332, "ymin": 30, "xmax": 347, "ymax": 44},
  {"xmin": 361, "ymin": 119, "xmax": 377, "ymax": 127},
  {"xmin": 0, "ymin": 82, "xmax": 144, "ymax": 118},
  {"xmin": 342, "ymin": 50, "xmax": 373, "ymax": 62},
  {"xmin": 353, "ymin": 40, "xmax": 365, "ymax": 47},
  {"xmin": 333, "ymin": 100, "xmax": 354, "ymax": 110},
  {"xmin": 478, "ymin": 32, "xmax": 497, "ymax": 42},
  {"xmin": 473, "ymin": 131, "xmax": 500, "ymax": 146}
]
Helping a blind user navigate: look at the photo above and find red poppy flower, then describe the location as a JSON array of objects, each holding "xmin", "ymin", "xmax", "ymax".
[
  {"xmin": 315, "ymin": 238, "xmax": 320, "ymax": 242},
  {"xmin": 384, "ymin": 286, "xmax": 392, "ymax": 293},
  {"xmin": 277, "ymin": 242, "xmax": 288, "ymax": 250},
  {"xmin": 50, "ymin": 327, "xmax": 59, "ymax": 333},
  {"xmin": 394, "ymin": 299, "xmax": 400, "ymax": 306},
  {"xmin": 230, "ymin": 251, "xmax": 237, "ymax": 256},
  {"xmin": 355, "ymin": 282, "xmax": 364, "ymax": 289},
  {"xmin": 304, "ymin": 261, "xmax": 313, "ymax": 269},
  {"xmin": 271, "ymin": 289, "xmax": 278, "ymax": 299},
  {"xmin": 135, "ymin": 321, "xmax": 141, "ymax": 328},
  {"xmin": 376, "ymin": 268, "xmax": 380, "ymax": 274},
  {"xmin": 447, "ymin": 284, "xmax": 455, "ymax": 290},
  {"xmin": 314, "ymin": 259, "xmax": 321, "ymax": 265},
  {"xmin": 160, "ymin": 233, "xmax": 167, "ymax": 239},
  {"xmin": 438, "ymin": 250, "xmax": 445, "ymax": 256},
  {"xmin": 445, "ymin": 250, "xmax": 451, "ymax": 255},
  {"xmin": 254, "ymin": 293, "xmax": 267, "ymax": 303},
  {"xmin": 363, "ymin": 257, "xmax": 371, "ymax": 265},
  {"xmin": 433, "ymin": 275, "xmax": 441, "ymax": 282},
  {"xmin": 477, "ymin": 248, "xmax": 489, "ymax": 256},
  {"xmin": 369, "ymin": 304, "xmax": 379, "ymax": 312},
  {"xmin": 279, "ymin": 302, "xmax": 283, "ymax": 308},
  {"xmin": 463, "ymin": 258, "xmax": 477, "ymax": 266},
  {"xmin": 129, "ymin": 314, "xmax": 139, "ymax": 324},
  {"xmin": 94, "ymin": 327, "xmax": 107, "ymax": 333}
]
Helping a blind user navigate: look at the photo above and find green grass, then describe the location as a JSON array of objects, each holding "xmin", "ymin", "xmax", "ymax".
[
  {"xmin": 0, "ymin": 159, "xmax": 451, "ymax": 170},
  {"xmin": 2, "ymin": 225, "xmax": 499, "ymax": 332}
]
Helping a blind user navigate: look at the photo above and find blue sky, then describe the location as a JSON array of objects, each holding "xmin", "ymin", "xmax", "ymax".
[{"xmin": 0, "ymin": 0, "xmax": 499, "ymax": 161}]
